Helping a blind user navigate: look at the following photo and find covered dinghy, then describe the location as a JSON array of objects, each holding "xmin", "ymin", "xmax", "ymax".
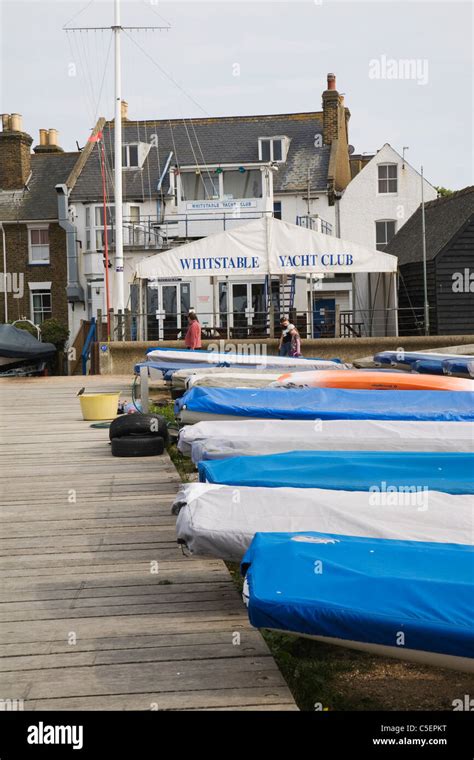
[
  {"xmin": 0, "ymin": 324, "xmax": 56, "ymax": 371},
  {"xmin": 178, "ymin": 419, "xmax": 474, "ymax": 462},
  {"xmin": 242, "ymin": 532, "xmax": 474, "ymax": 672},
  {"xmin": 375, "ymin": 350, "xmax": 474, "ymax": 372},
  {"xmin": 175, "ymin": 386, "xmax": 474, "ymax": 424},
  {"xmin": 198, "ymin": 450, "xmax": 474, "ymax": 494},
  {"xmin": 172, "ymin": 482, "xmax": 474, "ymax": 561},
  {"xmin": 147, "ymin": 346, "xmax": 346, "ymax": 372}
]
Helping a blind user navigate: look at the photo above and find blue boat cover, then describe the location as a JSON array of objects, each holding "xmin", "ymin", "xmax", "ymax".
[
  {"xmin": 198, "ymin": 450, "xmax": 474, "ymax": 494},
  {"xmin": 443, "ymin": 359, "xmax": 474, "ymax": 379},
  {"xmin": 176, "ymin": 386, "xmax": 474, "ymax": 422},
  {"xmin": 375, "ymin": 351, "xmax": 473, "ymax": 370},
  {"xmin": 241, "ymin": 532, "xmax": 474, "ymax": 659},
  {"xmin": 412, "ymin": 360, "xmax": 446, "ymax": 375}
]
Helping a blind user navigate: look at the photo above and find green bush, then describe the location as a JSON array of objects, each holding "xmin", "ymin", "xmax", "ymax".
[
  {"xmin": 11, "ymin": 320, "xmax": 38, "ymax": 337},
  {"xmin": 40, "ymin": 319, "xmax": 69, "ymax": 350}
]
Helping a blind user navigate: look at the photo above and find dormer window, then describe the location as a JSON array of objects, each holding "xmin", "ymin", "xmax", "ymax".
[
  {"xmin": 258, "ymin": 136, "xmax": 288, "ymax": 163},
  {"xmin": 112, "ymin": 143, "xmax": 150, "ymax": 169},
  {"xmin": 123, "ymin": 144, "xmax": 139, "ymax": 168}
]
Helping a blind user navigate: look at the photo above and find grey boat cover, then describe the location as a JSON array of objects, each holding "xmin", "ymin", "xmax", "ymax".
[
  {"xmin": 172, "ymin": 482, "xmax": 474, "ymax": 561},
  {"xmin": 177, "ymin": 419, "xmax": 474, "ymax": 462},
  {"xmin": 0, "ymin": 324, "xmax": 56, "ymax": 360}
]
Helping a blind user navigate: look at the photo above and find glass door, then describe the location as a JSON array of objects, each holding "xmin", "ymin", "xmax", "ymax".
[
  {"xmin": 162, "ymin": 284, "xmax": 178, "ymax": 340},
  {"xmin": 231, "ymin": 283, "xmax": 248, "ymax": 338},
  {"xmin": 251, "ymin": 282, "xmax": 266, "ymax": 334}
]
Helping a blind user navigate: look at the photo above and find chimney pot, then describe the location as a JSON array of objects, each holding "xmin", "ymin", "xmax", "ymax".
[
  {"xmin": 121, "ymin": 100, "xmax": 128, "ymax": 120},
  {"xmin": 327, "ymin": 73, "xmax": 336, "ymax": 90},
  {"xmin": 48, "ymin": 128, "xmax": 58, "ymax": 147},
  {"xmin": 10, "ymin": 113, "xmax": 23, "ymax": 132},
  {"xmin": 2, "ymin": 114, "xmax": 11, "ymax": 131},
  {"xmin": 39, "ymin": 128, "xmax": 48, "ymax": 146}
]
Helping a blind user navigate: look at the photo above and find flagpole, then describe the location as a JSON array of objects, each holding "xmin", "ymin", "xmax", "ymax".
[
  {"xmin": 113, "ymin": 0, "xmax": 124, "ymax": 336},
  {"xmin": 421, "ymin": 166, "xmax": 429, "ymax": 335}
]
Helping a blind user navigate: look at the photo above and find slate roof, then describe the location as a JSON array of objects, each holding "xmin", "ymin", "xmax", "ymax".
[
  {"xmin": 385, "ymin": 186, "xmax": 474, "ymax": 266},
  {"xmin": 70, "ymin": 112, "xmax": 330, "ymax": 202},
  {"xmin": 0, "ymin": 152, "xmax": 79, "ymax": 222}
]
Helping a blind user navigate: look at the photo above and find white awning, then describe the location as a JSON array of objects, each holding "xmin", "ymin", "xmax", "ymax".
[{"xmin": 136, "ymin": 216, "xmax": 397, "ymax": 279}]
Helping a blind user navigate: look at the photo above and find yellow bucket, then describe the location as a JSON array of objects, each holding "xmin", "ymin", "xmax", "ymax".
[{"xmin": 79, "ymin": 392, "xmax": 120, "ymax": 421}]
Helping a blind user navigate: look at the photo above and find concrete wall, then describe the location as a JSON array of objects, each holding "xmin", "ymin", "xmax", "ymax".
[{"xmin": 98, "ymin": 334, "xmax": 474, "ymax": 375}]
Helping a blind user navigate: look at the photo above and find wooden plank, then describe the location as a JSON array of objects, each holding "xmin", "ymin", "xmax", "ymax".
[{"xmin": 0, "ymin": 375, "xmax": 296, "ymax": 711}]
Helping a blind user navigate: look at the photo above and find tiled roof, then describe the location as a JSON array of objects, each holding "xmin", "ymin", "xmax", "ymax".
[
  {"xmin": 70, "ymin": 112, "xmax": 330, "ymax": 201},
  {"xmin": 0, "ymin": 152, "xmax": 79, "ymax": 222},
  {"xmin": 385, "ymin": 186, "xmax": 474, "ymax": 265}
]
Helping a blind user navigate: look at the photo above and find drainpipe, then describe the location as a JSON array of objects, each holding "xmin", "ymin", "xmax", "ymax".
[
  {"xmin": 156, "ymin": 152, "xmax": 173, "ymax": 222},
  {"xmin": 55, "ymin": 184, "xmax": 85, "ymax": 303},
  {"xmin": 0, "ymin": 223, "xmax": 7, "ymax": 321}
]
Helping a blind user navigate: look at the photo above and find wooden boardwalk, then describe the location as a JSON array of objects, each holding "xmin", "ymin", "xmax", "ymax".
[{"xmin": 0, "ymin": 375, "xmax": 296, "ymax": 711}]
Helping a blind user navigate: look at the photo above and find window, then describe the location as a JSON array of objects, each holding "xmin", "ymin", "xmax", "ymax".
[
  {"xmin": 92, "ymin": 205, "xmax": 115, "ymax": 250},
  {"xmin": 122, "ymin": 144, "xmax": 139, "ymax": 168},
  {"xmin": 378, "ymin": 164, "xmax": 397, "ymax": 193},
  {"xmin": 29, "ymin": 227, "xmax": 50, "ymax": 264},
  {"xmin": 31, "ymin": 289, "xmax": 52, "ymax": 324},
  {"xmin": 273, "ymin": 201, "xmax": 282, "ymax": 220},
  {"xmin": 222, "ymin": 169, "xmax": 262, "ymax": 199},
  {"xmin": 375, "ymin": 220, "xmax": 396, "ymax": 251},
  {"xmin": 180, "ymin": 172, "xmax": 220, "ymax": 201},
  {"xmin": 258, "ymin": 137, "xmax": 288, "ymax": 163}
]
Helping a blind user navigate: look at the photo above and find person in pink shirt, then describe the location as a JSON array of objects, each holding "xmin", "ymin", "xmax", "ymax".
[
  {"xmin": 289, "ymin": 326, "xmax": 302, "ymax": 357},
  {"xmin": 184, "ymin": 312, "xmax": 202, "ymax": 349}
]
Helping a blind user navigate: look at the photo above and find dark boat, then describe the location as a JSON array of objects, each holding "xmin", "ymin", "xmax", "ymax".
[{"xmin": 0, "ymin": 324, "xmax": 56, "ymax": 375}]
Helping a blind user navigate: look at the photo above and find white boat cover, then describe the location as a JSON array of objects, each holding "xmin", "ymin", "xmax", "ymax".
[
  {"xmin": 187, "ymin": 371, "xmax": 283, "ymax": 389},
  {"xmin": 173, "ymin": 483, "xmax": 474, "ymax": 561},
  {"xmin": 177, "ymin": 419, "xmax": 474, "ymax": 459},
  {"xmin": 170, "ymin": 366, "xmax": 285, "ymax": 390},
  {"xmin": 147, "ymin": 347, "xmax": 347, "ymax": 371}
]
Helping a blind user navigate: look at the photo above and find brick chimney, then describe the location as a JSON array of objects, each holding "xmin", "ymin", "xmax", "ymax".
[
  {"xmin": 322, "ymin": 73, "xmax": 349, "ymax": 145},
  {"xmin": 0, "ymin": 114, "xmax": 33, "ymax": 190},
  {"xmin": 33, "ymin": 127, "xmax": 64, "ymax": 154}
]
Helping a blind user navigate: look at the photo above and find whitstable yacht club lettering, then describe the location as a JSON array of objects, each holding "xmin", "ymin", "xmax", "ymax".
[{"xmin": 179, "ymin": 253, "xmax": 355, "ymax": 271}]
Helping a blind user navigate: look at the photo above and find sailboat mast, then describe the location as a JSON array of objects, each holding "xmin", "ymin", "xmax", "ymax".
[{"xmin": 113, "ymin": 0, "xmax": 124, "ymax": 319}]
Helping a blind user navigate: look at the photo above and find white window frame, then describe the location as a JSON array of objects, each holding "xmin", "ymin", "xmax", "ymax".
[
  {"xmin": 28, "ymin": 283, "xmax": 52, "ymax": 325},
  {"xmin": 123, "ymin": 143, "xmax": 139, "ymax": 169},
  {"xmin": 28, "ymin": 224, "xmax": 50, "ymax": 265},
  {"xmin": 85, "ymin": 204, "xmax": 115, "ymax": 252},
  {"xmin": 258, "ymin": 136, "xmax": 288, "ymax": 163},
  {"xmin": 375, "ymin": 219, "xmax": 397, "ymax": 250},
  {"xmin": 377, "ymin": 163, "xmax": 398, "ymax": 195}
]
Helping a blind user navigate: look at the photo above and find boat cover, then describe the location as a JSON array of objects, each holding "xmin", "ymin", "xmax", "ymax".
[
  {"xmin": 198, "ymin": 450, "xmax": 474, "ymax": 494},
  {"xmin": 173, "ymin": 482, "xmax": 474, "ymax": 561},
  {"xmin": 147, "ymin": 347, "xmax": 346, "ymax": 371},
  {"xmin": 178, "ymin": 419, "xmax": 474, "ymax": 458},
  {"xmin": 241, "ymin": 531, "xmax": 474, "ymax": 660},
  {"xmin": 175, "ymin": 386, "xmax": 474, "ymax": 422},
  {"xmin": 375, "ymin": 350, "xmax": 474, "ymax": 370},
  {"xmin": 187, "ymin": 371, "xmax": 282, "ymax": 389},
  {"xmin": 443, "ymin": 359, "xmax": 474, "ymax": 379},
  {"xmin": 170, "ymin": 366, "xmax": 286, "ymax": 389},
  {"xmin": 0, "ymin": 324, "xmax": 56, "ymax": 360}
]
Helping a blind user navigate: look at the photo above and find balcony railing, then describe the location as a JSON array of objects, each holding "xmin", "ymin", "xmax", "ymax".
[{"xmin": 92, "ymin": 306, "xmax": 433, "ymax": 342}]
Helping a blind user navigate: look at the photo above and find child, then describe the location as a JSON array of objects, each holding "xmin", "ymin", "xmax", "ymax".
[{"xmin": 289, "ymin": 326, "xmax": 302, "ymax": 357}]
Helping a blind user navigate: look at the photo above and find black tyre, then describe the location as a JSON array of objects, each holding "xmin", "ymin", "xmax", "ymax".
[
  {"xmin": 109, "ymin": 413, "xmax": 169, "ymax": 444},
  {"xmin": 111, "ymin": 435, "xmax": 165, "ymax": 457}
]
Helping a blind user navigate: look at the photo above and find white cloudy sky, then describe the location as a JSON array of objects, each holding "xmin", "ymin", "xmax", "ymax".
[{"xmin": 0, "ymin": 0, "xmax": 472, "ymax": 189}]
